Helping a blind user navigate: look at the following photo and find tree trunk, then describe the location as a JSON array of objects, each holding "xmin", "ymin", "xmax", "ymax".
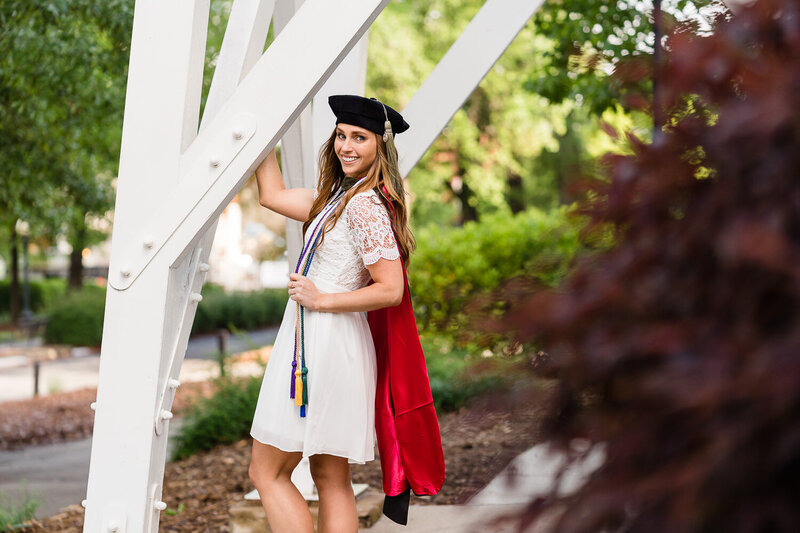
[
  {"xmin": 454, "ymin": 164, "xmax": 478, "ymax": 225},
  {"xmin": 9, "ymin": 224, "xmax": 20, "ymax": 325},
  {"xmin": 507, "ymin": 172, "xmax": 525, "ymax": 214},
  {"xmin": 68, "ymin": 226, "xmax": 86, "ymax": 290}
]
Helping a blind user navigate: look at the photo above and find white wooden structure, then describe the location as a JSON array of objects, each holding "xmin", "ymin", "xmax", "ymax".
[{"xmin": 83, "ymin": 0, "xmax": 545, "ymax": 531}]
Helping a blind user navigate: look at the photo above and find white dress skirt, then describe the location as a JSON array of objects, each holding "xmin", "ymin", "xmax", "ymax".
[{"xmin": 250, "ymin": 188, "xmax": 400, "ymax": 464}]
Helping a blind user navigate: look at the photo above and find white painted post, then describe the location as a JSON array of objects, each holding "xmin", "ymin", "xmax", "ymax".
[
  {"xmin": 83, "ymin": 2, "xmax": 210, "ymax": 532},
  {"xmin": 311, "ymin": 31, "xmax": 370, "ymax": 156},
  {"xmin": 273, "ymin": 0, "xmax": 317, "ymax": 270}
]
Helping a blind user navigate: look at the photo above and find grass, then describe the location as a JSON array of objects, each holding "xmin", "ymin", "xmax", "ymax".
[{"xmin": 0, "ymin": 486, "xmax": 41, "ymax": 532}]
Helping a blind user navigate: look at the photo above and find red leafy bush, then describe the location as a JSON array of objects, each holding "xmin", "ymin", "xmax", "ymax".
[{"xmin": 507, "ymin": 1, "xmax": 800, "ymax": 531}]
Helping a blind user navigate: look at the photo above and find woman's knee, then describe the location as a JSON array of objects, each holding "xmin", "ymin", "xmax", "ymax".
[
  {"xmin": 249, "ymin": 441, "xmax": 300, "ymax": 489},
  {"xmin": 309, "ymin": 455, "xmax": 350, "ymax": 489}
]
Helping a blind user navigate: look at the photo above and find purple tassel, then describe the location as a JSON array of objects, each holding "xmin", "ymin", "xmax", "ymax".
[{"xmin": 290, "ymin": 359, "xmax": 297, "ymax": 398}]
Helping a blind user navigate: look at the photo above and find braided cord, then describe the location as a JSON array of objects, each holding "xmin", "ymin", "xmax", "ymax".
[{"xmin": 289, "ymin": 179, "xmax": 363, "ymax": 418}]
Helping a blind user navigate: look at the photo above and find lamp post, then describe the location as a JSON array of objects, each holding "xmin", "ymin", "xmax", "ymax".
[{"xmin": 15, "ymin": 219, "xmax": 33, "ymax": 323}]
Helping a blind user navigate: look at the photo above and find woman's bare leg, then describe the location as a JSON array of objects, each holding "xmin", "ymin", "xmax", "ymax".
[
  {"xmin": 249, "ymin": 440, "xmax": 313, "ymax": 533},
  {"xmin": 309, "ymin": 454, "xmax": 358, "ymax": 533}
]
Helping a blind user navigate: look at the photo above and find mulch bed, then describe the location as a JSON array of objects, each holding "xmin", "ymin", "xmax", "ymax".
[
  {"xmin": 12, "ymin": 379, "xmax": 545, "ymax": 532},
  {"xmin": 0, "ymin": 382, "xmax": 215, "ymax": 450}
]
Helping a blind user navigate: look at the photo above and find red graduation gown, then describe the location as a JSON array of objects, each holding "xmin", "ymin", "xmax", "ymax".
[{"xmin": 367, "ymin": 266, "xmax": 446, "ymax": 524}]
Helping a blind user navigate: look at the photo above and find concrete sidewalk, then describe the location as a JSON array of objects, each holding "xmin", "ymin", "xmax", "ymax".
[{"xmin": 361, "ymin": 443, "xmax": 604, "ymax": 532}]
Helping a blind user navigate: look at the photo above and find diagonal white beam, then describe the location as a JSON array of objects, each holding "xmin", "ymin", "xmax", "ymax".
[
  {"xmin": 202, "ymin": 0, "xmax": 277, "ymax": 130},
  {"xmin": 108, "ymin": 0, "xmax": 390, "ymax": 284},
  {"xmin": 396, "ymin": 0, "xmax": 546, "ymax": 178}
]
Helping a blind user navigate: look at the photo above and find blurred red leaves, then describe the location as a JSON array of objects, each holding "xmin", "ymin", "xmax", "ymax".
[{"xmin": 505, "ymin": 1, "xmax": 800, "ymax": 531}]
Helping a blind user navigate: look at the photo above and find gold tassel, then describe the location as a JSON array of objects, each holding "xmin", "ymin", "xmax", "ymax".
[{"xmin": 294, "ymin": 370, "xmax": 303, "ymax": 407}]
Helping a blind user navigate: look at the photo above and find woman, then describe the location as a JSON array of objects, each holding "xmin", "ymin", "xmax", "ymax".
[{"xmin": 248, "ymin": 95, "xmax": 416, "ymax": 532}]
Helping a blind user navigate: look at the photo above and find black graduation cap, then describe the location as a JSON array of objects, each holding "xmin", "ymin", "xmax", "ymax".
[{"xmin": 328, "ymin": 95, "xmax": 410, "ymax": 137}]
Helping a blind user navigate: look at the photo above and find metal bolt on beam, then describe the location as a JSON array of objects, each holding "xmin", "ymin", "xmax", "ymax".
[
  {"xmin": 233, "ymin": 129, "xmax": 244, "ymax": 140},
  {"xmin": 199, "ymin": 262, "xmax": 210, "ymax": 272},
  {"xmin": 190, "ymin": 292, "xmax": 203, "ymax": 303},
  {"xmin": 120, "ymin": 268, "xmax": 131, "ymax": 278},
  {"xmin": 209, "ymin": 157, "xmax": 221, "ymax": 168},
  {"xmin": 107, "ymin": 521, "xmax": 120, "ymax": 532},
  {"xmin": 81, "ymin": 499, "xmax": 87, "ymax": 508},
  {"xmin": 168, "ymin": 378, "xmax": 181, "ymax": 389},
  {"xmin": 154, "ymin": 501, "xmax": 167, "ymax": 511},
  {"xmin": 159, "ymin": 410, "xmax": 173, "ymax": 421},
  {"xmin": 90, "ymin": 402, "xmax": 97, "ymax": 411},
  {"xmin": 143, "ymin": 237, "xmax": 154, "ymax": 249}
]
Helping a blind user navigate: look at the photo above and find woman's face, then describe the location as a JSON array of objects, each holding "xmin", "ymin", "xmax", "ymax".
[{"xmin": 333, "ymin": 123, "xmax": 378, "ymax": 178}]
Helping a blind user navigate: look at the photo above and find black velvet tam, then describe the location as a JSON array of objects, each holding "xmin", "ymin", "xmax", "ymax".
[{"xmin": 328, "ymin": 94, "xmax": 410, "ymax": 136}]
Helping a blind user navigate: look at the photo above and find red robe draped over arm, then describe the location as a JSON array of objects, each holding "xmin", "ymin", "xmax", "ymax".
[{"xmin": 367, "ymin": 266, "xmax": 445, "ymax": 524}]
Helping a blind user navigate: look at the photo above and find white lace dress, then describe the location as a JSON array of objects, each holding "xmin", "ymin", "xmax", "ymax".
[{"xmin": 250, "ymin": 188, "xmax": 400, "ymax": 464}]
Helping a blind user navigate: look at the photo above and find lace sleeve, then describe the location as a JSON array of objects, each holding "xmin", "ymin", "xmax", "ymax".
[{"xmin": 346, "ymin": 193, "xmax": 400, "ymax": 265}]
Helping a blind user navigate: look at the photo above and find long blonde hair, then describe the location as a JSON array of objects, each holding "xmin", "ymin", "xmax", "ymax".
[{"xmin": 303, "ymin": 128, "xmax": 415, "ymax": 264}]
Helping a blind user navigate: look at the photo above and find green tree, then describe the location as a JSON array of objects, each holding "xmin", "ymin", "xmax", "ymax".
[
  {"xmin": 1, "ymin": 1, "xmax": 133, "ymax": 316},
  {"xmin": 367, "ymin": 0, "xmax": 725, "ymax": 226}
]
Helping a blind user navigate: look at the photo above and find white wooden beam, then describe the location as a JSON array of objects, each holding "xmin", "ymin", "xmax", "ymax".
[
  {"xmin": 162, "ymin": 0, "xmax": 277, "ymax": 428},
  {"xmin": 311, "ymin": 31, "xmax": 370, "ymax": 155},
  {"xmin": 396, "ymin": 0, "xmax": 545, "ymax": 178},
  {"xmin": 273, "ymin": 0, "xmax": 316, "ymax": 268},
  {"xmin": 83, "ymin": 2, "xmax": 209, "ymax": 532},
  {"xmin": 145, "ymin": 4, "xmax": 278, "ymax": 516},
  {"xmin": 202, "ymin": 0, "xmax": 277, "ymax": 131},
  {"xmin": 109, "ymin": 0, "xmax": 390, "ymax": 290}
]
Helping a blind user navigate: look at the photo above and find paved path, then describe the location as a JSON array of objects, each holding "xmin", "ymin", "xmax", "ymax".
[
  {"xmin": 0, "ymin": 327, "xmax": 278, "ymax": 403},
  {"xmin": 0, "ymin": 421, "xmax": 183, "ymax": 519},
  {"xmin": 184, "ymin": 326, "xmax": 279, "ymax": 360}
]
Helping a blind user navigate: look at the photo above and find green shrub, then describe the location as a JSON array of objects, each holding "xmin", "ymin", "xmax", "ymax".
[
  {"xmin": 39, "ymin": 280, "xmax": 286, "ymax": 346},
  {"xmin": 171, "ymin": 375, "xmax": 263, "ymax": 460},
  {"xmin": 409, "ymin": 206, "xmax": 584, "ymax": 338},
  {"xmin": 191, "ymin": 288, "xmax": 288, "ymax": 335},
  {"xmin": 0, "ymin": 277, "xmax": 68, "ymax": 314},
  {"xmin": 43, "ymin": 287, "xmax": 106, "ymax": 346},
  {"xmin": 0, "ymin": 487, "xmax": 40, "ymax": 532},
  {"xmin": 422, "ymin": 333, "xmax": 514, "ymax": 412}
]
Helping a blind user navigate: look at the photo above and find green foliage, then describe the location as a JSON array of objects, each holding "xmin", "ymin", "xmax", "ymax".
[
  {"xmin": 171, "ymin": 375, "xmax": 263, "ymax": 460},
  {"xmin": 422, "ymin": 334, "xmax": 512, "ymax": 412},
  {"xmin": 367, "ymin": 1, "xmax": 723, "ymax": 224},
  {"xmin": 409, "ymin": 206, "xmax": 584, "ymax": 336},
  {"xmin": 0, "ymin": 1, "xmax": 133, "ymax": 253},
  {"xmin": 164, "ymin": 503, "xmax": 185, "ymax": 517},
  {"xmin": 43, "ymin": 285, "xmax": 106, "ymax": 346},
  {"xmin": 0, "ymin": 487, "xmax": 41, "ymax": 532},
  {"xmin": 0, "ymin": 277, "xmax": 66, "ymax": 314},
  {"xmin": 191, "ymin": 287, "xmax": 289, "ymax": 336}
]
